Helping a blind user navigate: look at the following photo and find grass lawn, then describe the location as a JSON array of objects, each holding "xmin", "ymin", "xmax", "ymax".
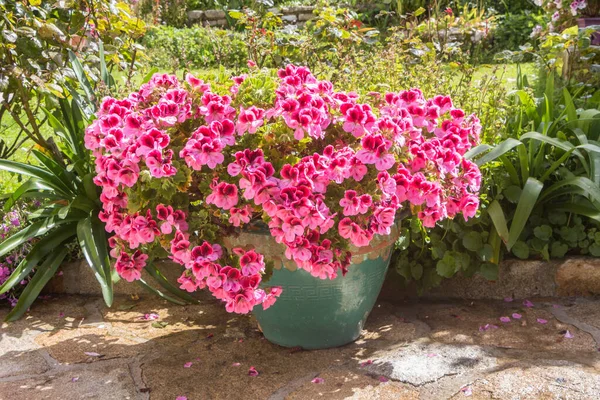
[{"xmin": 0, "ymin": 62, "xmax": 537, "ymax": 196}]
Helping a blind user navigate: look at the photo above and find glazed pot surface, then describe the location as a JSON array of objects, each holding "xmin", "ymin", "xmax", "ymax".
[{"xmin": 252, "ymin": 245, "xmax": 393, "ymax": 349}]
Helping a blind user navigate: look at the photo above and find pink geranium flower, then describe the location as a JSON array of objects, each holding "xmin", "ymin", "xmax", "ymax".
[{"xmin": 206, "ymin": 182, "xmax": 239, "ymax": 210}]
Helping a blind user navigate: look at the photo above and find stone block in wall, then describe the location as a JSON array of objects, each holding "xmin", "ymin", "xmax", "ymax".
[
  {"xmin": 298, "ymin": 13, "xmax": 313, "ymax": 21},
  {"xmin": 187, "ymin": 10, "xmax": 204, "ymax": 22},
  {"xmin": 285, "ymin": 6, "xmax": 314, "ymax": 13},
  {"xmin": 555, "ymin": 258, "xmax": 600, "ymax": 296},
  {"xmin": 282, "ymin": 14, "xmax": 298, "ymax": 23},
  {"xmin": 207, "ymin": 19, "xmax": 226, "ymax": 27},
  {"xmin": 204, "ymin": 9, "xmax": 226, "ymax": 20}
]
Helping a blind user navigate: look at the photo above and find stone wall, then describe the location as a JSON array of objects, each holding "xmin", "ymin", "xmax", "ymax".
[
  {"xmin": 48, "ymin": 256, "xmax": 600, "ymax": 300},
  {"xmin": 187, "ymin": 6, "xmax": 315, "ymax": 28}
]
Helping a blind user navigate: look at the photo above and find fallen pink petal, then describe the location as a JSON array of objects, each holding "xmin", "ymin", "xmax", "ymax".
[
  {"xmin": 248, "ymin": 366, "xmax": 259, "ymax": 376},
  {"xmin": 311, "ymin": 377, "xmax": 325, "ymax": 384},
  {"xmin": 183, "ymin": 362, "xmax": 193, "ymax": 368},
  {"xmin": 379, "ymin": 376, "xmax": 389, "ymax": 382},
  {"xmin": 176, "ymin": 396, "xmax": 187, "ymax": 400},
  {"xmin": 499, "ymin": 316, "xmax": 511, "ymax": 323},
  {"xmin": 141, "ymin": 313, "xmax": 159, "ymax": 321},
  {"xmin": 461, "ymin": 386, "xmax": 473, "ymax": 396},
  {"xmin": 564, "ymin": 330, "xmax": 574, "ymax": 339},
  {"xmin": 523, "ymin": 300, "xmax": 534, "ymax": 308},
  {"xmin": 59, "ymin": 312, "xmax": 65, "ymax": 318},
  {"xmin": 360, "ymin": 360, "xmax": 373, "ymax": 367},
  {"xmin": 537, "ymin": 318, "xmax": 548, "ymax": 324},
  {"xmin": 84, "ymin": 352, "xmax": 103, "ymax": 357},
  {"xmin": 512, "ymin": 313, "xmax": 522, "ymax": 319},
  {"xmin": 504, "ymin": 297, "xmax": 513, "ymax": 302},
  {"xmin": 232, "ymin": 362, "xmax": 241, "ymax": 367},
  {"xmin": 71, "ymin": 377, "xmax": 79, "ymax": 383}
]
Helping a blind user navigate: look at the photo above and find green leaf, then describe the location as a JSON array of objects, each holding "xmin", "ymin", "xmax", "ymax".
[
  {"xmin": 462, "ymin": 231, "xmax": 483, "ymax": 252},
  {"xmin": 512, "ymin": 241, "xmax": 530, "ymax": 259},
  {"xmin": 3, "ymin": 179, "xmax": 51, "ymax": 211},
  {"xmin": 145, "ymin": 262, "xmax": 197, "ymax": 303},
  {"xmin": 464, "ymin": 144, "xmax": 492, "ymax": 160},
  {"xmin": 553, "ymin": 202, "xmax": 600, "ymax": 223},
  {"xmin": 475, "ymin": 138, "xmax": 522, "ymax": 166},
  {"xmin": 478, "ymin": 244, "xmax": 494, "ymax": 262},
  {"xmin": 136, "ymin": 278, "xmax": 187, "ymax": 305},
  {"xmin": 589, "ymin": 243, "xmax": 600, "ymax": 257},
  {"xmin": 0, "ymin": 223, "xmax": 76, "ymax": 294},
  {"xmin": 228, "ymin": 10, "xmax": 245, "ymax": 19},
  {"xmin": 410, "ymin": 263, "xmax": 423, "ymax": 280},
  {"xmin": 488, "ymin": 200, "xmax": 509, "ymax": 245},
  {"xmin": 533, "ymin": 225, "xmax": 553, "ymax": 241},
  {"xmin": 479, "ymin": 262, "xmax": 498, "ymax": 281},
  {"xmin": 436, "ymin": 253, "xmax": 456, "ymax": 278},
  {"xmin": 0, "ymin": 159, "xmax": 73, "ymax": 197},
  {"xmin": 99, "ymin": 41, "xmax": 114, "ymax": 89},
  {"xmin": 507, "ymin": 178, "xmax": 543, "ymax": 250},
  {"xmin": 550, "ymin": 241, "xmax": 569, "ymax": 258},
  {"xmin": 414, "ymin": 7, "xmax": 426, "ymax": 16},
  {"xmin": 142, "ymin": 67, "xmax": 159, "ymax": 84},
  {"xmin": 77, "ymin": 215, "xmax": 113, "ymax": 307},
  {"xmin": 68, "ymin": 50, "xmax": 96, "ymax": 105},
  {"xmin": 5, "ymin": 248, "xmax": 68, "ymax": 322},
  {"xmin": 503, "ymin": 185, "xmax": 522, "ymax": 203},
  {"xmin": 395, "ymin": 228, "xmax": 410, "ymax": 251},
  {"xmin": 0, "ymin": 216, "xmax": 72, "ymax": 258},
  {"xmin": 539, "ymin": 177, "xmax": 600, "ymax": 205}
]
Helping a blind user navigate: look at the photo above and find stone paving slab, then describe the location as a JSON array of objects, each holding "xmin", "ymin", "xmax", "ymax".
[{"xmin": 1, "ymin": 295, "xmax": 599, "ymax": 400}]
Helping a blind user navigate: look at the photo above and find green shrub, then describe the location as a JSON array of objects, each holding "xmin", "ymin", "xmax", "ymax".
[{"xmin": 142, "ymin": 26, "xmax": 248, "ymax": 71}]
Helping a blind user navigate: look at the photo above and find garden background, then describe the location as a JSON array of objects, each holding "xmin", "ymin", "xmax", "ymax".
[{"xmin": 0, "ymin": 0, "xmax": 599, "ymax": 318}]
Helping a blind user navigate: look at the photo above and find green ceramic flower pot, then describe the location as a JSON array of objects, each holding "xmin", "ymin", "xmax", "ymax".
[{"xmin": 225, "ymin": 229, "xmax": 394, "ymax": 349}]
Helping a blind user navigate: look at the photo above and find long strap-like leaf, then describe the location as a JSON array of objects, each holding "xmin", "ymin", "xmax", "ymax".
[
  {"xmin": 0, "ymin": 216, "xmax": 78, "ymax": 258},
  {"xmin": 136, "ymin": 278, "xmax": 187, "ymax": 306},
  {"xmin": 0, "ymin": 159, "xmax": 73, "ymax": 197},
  {"xmin": 77, "ymin": 215, "xmax": 113, "ymax": 307},
  {"xmin": 0, "ymin": 223, "xmax": 76, "ymax": 294},
  {"xmin": 145, "ymin": 262, "xmax": 198, "ymax": 304},
  {"xmin": 4, "ymin": 248, "xmax": 69, "ymax": 322},
  {"xmin": 507, "ymin": 177, "xmax": 543, "ymax": 251}
]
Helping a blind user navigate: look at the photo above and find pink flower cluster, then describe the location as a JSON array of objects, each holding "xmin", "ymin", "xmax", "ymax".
[
  {"xmin": 86, "ymin": 73, "xmax": 280, "ymax": 313},
  {"xmin": 86, "ymin": 64, "xmax": 482, "ymax": 314}
]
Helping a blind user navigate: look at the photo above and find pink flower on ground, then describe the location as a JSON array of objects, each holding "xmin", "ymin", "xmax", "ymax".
[
  {"xmin": 523, "ymin": 300, "xmax": 534, "ymax": 308},
  {"xmin": 311, "ymin": 377, "xmax": 325, "ymax": 384},
  {"xmin": 512, "ymin": 313, "xmax": 522, "ymax": 320},
  {"xmin": 379, "ymin": 376, "xmax": 389, "ymax": 382},
  {"xmin": 176, "ymin": 396, "xmax": 188, "ymax": 400},
  {"xmin": 360, "ymin": 360, "xmax": 373, "ymax": 367},
  {"xmin": 248, "ymin": 366, "xmax": 259, "ymax": 376},
  {"xmin": 537, "ymin": 318, "xmax": 548, "ymax": 324},
  {"xmin": 499, "ymin": 316, "xmax": 511, "ymax": 323},
  {"xmin": 564, "ymin": 330, "xmax": 574, "ymax": 339},
  {"xmin": 183, "ymin": 362, "xmax": 193, "ymax": 368}
]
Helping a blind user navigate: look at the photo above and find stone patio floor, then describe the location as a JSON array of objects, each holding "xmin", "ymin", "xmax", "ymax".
[{"xmin": 1, "ymin": 294, "xmax": 600, "ymax": 400}]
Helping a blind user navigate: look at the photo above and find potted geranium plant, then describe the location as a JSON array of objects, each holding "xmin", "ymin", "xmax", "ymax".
[{"xmin": 85, "ymin": 64, "xmax": 481, "ymax": 349}]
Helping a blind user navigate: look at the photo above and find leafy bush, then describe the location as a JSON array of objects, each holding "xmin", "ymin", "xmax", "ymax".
[
  {"xmin": 0, "ymin": 56, "xmax": 122, "ymax": 322},
  {"xmin": 0, "ymin": 0, "xmax": 146, "ymax": 162},
  {"xmin": 142, "ymin": 26, "xmax": 248, "ymax": 71}
]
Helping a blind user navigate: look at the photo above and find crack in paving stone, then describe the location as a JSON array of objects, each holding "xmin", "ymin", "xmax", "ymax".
[
  {"xmin": 551, "ymin": 306, "xmax": 600, "ymax": 346},
  {"xmin": 128, "ymin": 357, "xmax": 150, "ymax": 400},
  {"xmin": 267, "ymin": 371, "xmax": 320, "ymax": 400}
]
